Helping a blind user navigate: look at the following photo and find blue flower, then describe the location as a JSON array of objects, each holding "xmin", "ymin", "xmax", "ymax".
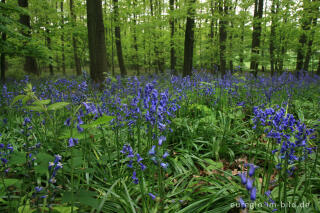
[
  {"xmin": 160, "ymin": 162, "xmax": 168, "ymax": 169},
  {"xmin": 68, "ymin": 138, "xmax": 79, "ymax": 147},
  {"xmin": 148, "ymin": 145, "xmax": 156, "ymax": 156},
  {"xmin": 239, "ymin": 172, "xmax": 247, "ymax": 185},
  {"xmin": 250, "ymin": 187, "xmax": 257, "ymax": 201},
  {"xmin": 239, "ymin": 197, "xmax": 246, "ymax": 209},
  {"xmin": 158, "ymin": 135, "xmax": 166, "ymax": 146},
  {"xmin": 162, "ymin": 151, "xmax": 169, "ymax": 159},
  {"xmin": 246, "ymin": 178, "xmax": 253, "ymax": 191},
  {"xmin": 149, "ymin": 193, "xmax": 156, "ymax": 200}
]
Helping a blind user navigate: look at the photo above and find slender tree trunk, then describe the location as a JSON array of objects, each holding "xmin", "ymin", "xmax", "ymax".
[
  {"xmin": 169, "ymin": 0, "xmax": 176, "ymax": 75},
  {"xmin": 269, "ymin": 0, "xmax": 276, "ymax": 75},
  {"xmin": 250, "ymin": 0, "xmax": 264, "ymax": 76},
  {"xmin": 1, "ymin": 0, "xmax": 6, "ymax": 82},
  {"xmin": 133, "ymin": 0, "xmax": 139, "ymax": 75},
  {"xmin": 86, "ymin": 0, "xmax": 108, "ymax": 83},
  {"xmin": 209, "ymin": 0, "xmax": 215, "ymax": 73},
  {"xmin": 303, "ymin": 16, "xmax": 317, "ymax": 71},
  {"xmin": 70, "ymin": 0, "xmax": 82, "ymax": 76},
  {"xmin": 219, "ymin": 0, "xmax": 228, "ymax": 76},
  {"xmin": 113, "ymin": 0, "xmax": 127, "ymax": 77},
  {"xmin": 45, "ymin": 21, "xmax": 54, "ymax": 76},
  {"xmin": 18, "ymin": 0, "xmax": 39, "ymax": 75},
  {"xmin": 239, "ymin": 8, "xmax": 246, "ymax": 72},
  {"xmin": 296, "ymin": 0, "xmax": 312, "ymax": 76},
  {"xmin": 61, "ymin": 1, "xmax": 66, "ymax": 75},
  {"xmin": 182, "ymin": 0, "xmax": 196, "ymax": 77}
]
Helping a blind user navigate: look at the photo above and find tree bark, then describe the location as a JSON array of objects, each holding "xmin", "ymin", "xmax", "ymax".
[
  {"xmin": 86, "ymin": 0, "xmax": 108, "ymax": 83},
  {"xmin": 219, "ymin": 0, "xmax": 228, "ymax": 76},
  {"xmin": 169, "ymin": 0, "xmax": 176, "ymax": 75},
  {"xmin": 1, "ymin": 0, "xmax": 6, "ymax": 82},
  {"xmin": 250, "ymin": 0, "xmax": 264, "ymax": 76},
  {"xmin": 113, "ymin": 0, "xmax": 127, "ymax": 77},
  {"xmin": 61, "ymin": 1, "xmax": 66, "ymax": 75},
  {"xmin": 45, "ymin": 22, "xmax": 53, "ymax": 76},
  {"xmin": 133, "ymin": 0, "xmax": 139, "ymax": 75},
  {"xmin": 182, "ymin": 0, "xmax": 196, "ymax": 77},
  {"xmin": 70, "ymin": 0, "xmax": 82, "ymax": 76},
  {"xmin": 18, "ymin": 0, "xmax": 39, "ymax": 75},
  {"xmin": 296, "ymin": 0, "xmax": 312, "ymax": 77},
  {"xmin": 269, "ymin": 0, "xmax": 276, "ymax": 75}
]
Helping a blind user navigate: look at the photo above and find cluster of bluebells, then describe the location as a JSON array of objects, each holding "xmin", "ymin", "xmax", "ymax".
[
  {"xmin": 48, "ymin": 154, "xmax": 63, "ymax": 184},
  {"xmin": 238, "ymin": 163, "xmax": 259, "ymax": 209},
  {"xmin": 24, "ymin": 142, "xmax": 41, "ymax": 168},
  {"xmin": 120, "ymin": 144, "xmax": 146, "ymax": 184},
  {"xmin": 264, "ymin": 190, "xmax": 278, "ymax": 212},
  {"xmin": 64, "ymin": 109, "xmax": 85, "ymax": 133},
  {"xmin": 148, "ymin": 136, "xmax": 170, "ymax": 170},
  {"xmin": 253, "ymin": 106, "xmax": 316, "ymax": 170},
  {"xmin": 0, "ymin": 142, "xmax": 14, "ymax": 173}
]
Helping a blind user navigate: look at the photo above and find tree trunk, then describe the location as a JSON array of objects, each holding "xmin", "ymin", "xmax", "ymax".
[
  {"xmin": 296, "ymin": 0, "xmax": 313, "ymax": 77},
  {"xmin": 169, "ymin": 0, "xmax": 176, "ymax": 75},
  {"xmin": 70, "ymin": 0, "xmax": 82, "ymax": 76},
  {"xmin": 1, "ymin": 0, "xmax": 6, "ymax": 82},
  {"xmin": 219, "ymin": 0, "xmax": 228, "ymax": 76},
  {"xmin": 18, "ymin": 0, "xmax": 39, "ymax": 76},
  {"xmin": 133, "ymin": 0, "xmax": 139, "ymax": 75},
  {"xmin": 113, "ymin": 0, "xmax": 127, "ymax": 77},
  {"xmin": 86, "ymin": 0, "xmax": 108, "ymax": 83},
  {"xmin": 250, "ymin": 0, "xmax": 264, "ymax": 76},
  {"xmin": 269, "ymin": 0, "xmax": 276, "ymax": 75},
  {"xmin": 45, "ymin": 23, "xmax": 54, "ymax": 76},
  {"xmin": 61, "ymin": 1, "xmax": 66, "ymax": 75},
  {"xmin": 182, "ymin": 0, "xmax": 196, "ymax": 77},
  {"xmin": 303, "ymin": 11, "xmax": 318, "ymax": 71}
]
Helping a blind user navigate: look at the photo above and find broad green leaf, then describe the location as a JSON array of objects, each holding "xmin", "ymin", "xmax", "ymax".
[
  {"xmin": 81, "ymin": 115, "xmax": 114, "ymax": 129},
  {"xmin": 47, "ymin": 102, "xmax": 70, "ymax": 111},
  {"xmin": 33, "ymin": 99, "xmax": 51, "ymax": 106},
  {"xmin": 11, "ymin": 95, "xmax": 25, "ymax": 105}
]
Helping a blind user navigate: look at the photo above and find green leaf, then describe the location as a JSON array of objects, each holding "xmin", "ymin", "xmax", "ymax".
[
  {"xmin": 62, "ymin": 190, "xmax": 100, "ymax": 208},
  {"xmin": 25, "ymin": 105, "xmax": 44, "ymax": 112},
  {"xmin": 52, "ymin": 206, "xmax": 78, "ymax": 213},
  {"xmin": 9, "ymin": 152, "xmax": 26, "ymax": 165},
  {"xmin": 47, "ymin": 102, "xmax": 70, "ymax": 111},
  {"xmin": 81, "ymin": 115, "xmax": 115, "ymax": 129},
  {"xmin": 35, "ymin": 152, "xmax": 53, "ymax": 175},
  {"xmin": 22, "ymin": 96, "xmax": 32, "ymax": 105},
  {"xmin": 11, "ymin": 95, "xmax": 25, "ymax": 105},
  {"xmin": 33, "ymin": 99, "xmax": 51, "ymax": 106}
]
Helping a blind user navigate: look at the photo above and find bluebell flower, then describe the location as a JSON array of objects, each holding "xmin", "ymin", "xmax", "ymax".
[
  {"xmin": 162, "ymin": 151, "xmax": 169, "ymax": 159},
  {"xmin": 246, "ymin": 178, "xmax": 253, "ymax": 190},
  {"xmin": 68, "ymin": 138, "xmax": 79, "ymax": 147},
  {"xmin": 239, "ymin": 197, "xmax": 246, "ymax": 209},
  {"xmin": 239, "ymin": 172, "xmax": 247, "ymax": 185},
  {"xmin": 64, "ymin": 118, "xmax": 71, "ymax": 126},
  {"xmin": 132, "ymin": 170, "xmax": 139, "ymax": 184},
  {"xmin": 250, "ymin": 187, "xmax": 257, "ymax": 201},
  {"xmin": 158, "ymin": 135, "xmax": 166, "ymax": 146},
  {"xmin": 149, "ymin": 193, "xmax": 156, "ymax": 200},
  {"xmin": 149, "ymin": 145, "xmax": 156, "ymax": 156},
  {"xmin": 160, "ymin": 162, "xmax": 168, "ymax": 169}
]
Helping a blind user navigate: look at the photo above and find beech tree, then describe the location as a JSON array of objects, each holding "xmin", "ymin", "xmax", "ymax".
[{"xmin": 86, "ymin": 0, "xmax": 108, "ymax": 83}]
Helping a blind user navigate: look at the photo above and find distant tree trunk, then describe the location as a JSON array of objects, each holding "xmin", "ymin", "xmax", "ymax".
[
  {"xmin": 269, "ymin": 0, "xmax": 276, "ymax": 75},
  {"xmin": 18, "ymin": 0, "xmax": 39, "ymax": 75},
  {"xmin": 1, "ymin": 0, "xmax": 6, "ymax": 82},
  {"xmin": 296, "ymin": 0, "xmax": 313, "ymax": 77},
  {"xmin": 70, "ymin": 0, "xmax": 82, "ymax": 76},
  {"xmin": 113, "ymin": 0, "xmax": 127, "ymax": 77},
  {"xmin": 303, "ymin": 15, "xmax": 317, "ymax": 71},
  {"xmin": 86, "ymin": 0, "xmax": 108, "ymax": 83},
  {"xmin": 219, "ymin": 0, "xmax": 228, "ymax": 76},
  {"xmin": 209, "ymin": 0, "xmax": 215, "ymax": 73},
  {"xmin": 61, "ymin": 1, "xmax": 66, "ymax": 75},
  {"xmin": 182, "ymin": 0, "xmax": 196, "ymax": 77},
  {"xmin": 45, "ymin": 22, "xmax": 54, "ymax": 76},
  {"xmin": 239, "ymin": 8, "xmax": 246, "ymax": 72},
  {"xmin": 133, "ymin": 0, "xmax": 139, "ymax": 75},
  {"xmin": 169, "ymin": 0, "xmax": 176, "ymax": 75},
  {"xmin": 250, "ymin": 0, "xmax": 264, "ymax": 76}
]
